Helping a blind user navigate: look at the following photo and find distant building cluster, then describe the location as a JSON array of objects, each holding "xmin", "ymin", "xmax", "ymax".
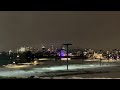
[{"xmin": 1, "ymin": 44, "xmax": 120, "ymax": 64}]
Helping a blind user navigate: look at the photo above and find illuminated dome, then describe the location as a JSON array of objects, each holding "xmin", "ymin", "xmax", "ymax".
[{"xmin": 62, "ymin": 47, "xmax": 65, "ymax": 50}]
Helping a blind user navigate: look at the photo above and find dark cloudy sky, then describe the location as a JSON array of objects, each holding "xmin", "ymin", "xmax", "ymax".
[{"xmin": 0, "ymin": 11, "xmax": 120, "ymax": 51}]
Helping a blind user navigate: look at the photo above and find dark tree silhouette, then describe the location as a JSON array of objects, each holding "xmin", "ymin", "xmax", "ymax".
[{"xmin": 25, "ymin": 51, "xmax": 32, "ymax": 62}]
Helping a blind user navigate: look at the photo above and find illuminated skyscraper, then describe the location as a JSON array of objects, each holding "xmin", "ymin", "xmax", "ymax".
[
  {"xmin": 51, "ymin": 45, "xmax": 54, "ymax": 52},
  {"xmin": 9, "ymin": 50, "xmax": 12, "ymax": 55},
  {"xmin": 9, "ymin": 50, "xmax": 13, "ymax": 60}
]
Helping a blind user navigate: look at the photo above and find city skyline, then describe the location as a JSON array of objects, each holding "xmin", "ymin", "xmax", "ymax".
[{"xmin": 0, "ymin": 11, "xmax": 120, "ymax": 51}]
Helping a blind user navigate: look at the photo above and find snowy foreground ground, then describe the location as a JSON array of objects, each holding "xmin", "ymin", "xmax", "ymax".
[{"xmin": 0, "ymin": 60, "xmax": 120, "ymax": 79}]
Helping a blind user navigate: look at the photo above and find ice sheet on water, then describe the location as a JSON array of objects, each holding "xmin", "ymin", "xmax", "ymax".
[
  {"xmin": 0, "ymin": 64, "xmax": 117, "ymax": 78},
  {"xmin": 33, "ymin": 64, "xmax": 115, "ymax": 71}
]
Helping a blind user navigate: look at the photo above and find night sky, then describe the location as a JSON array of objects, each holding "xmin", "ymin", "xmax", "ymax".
[{"xmin": 0, "ymin": 11, "xmax": 120, "ymax": 51}]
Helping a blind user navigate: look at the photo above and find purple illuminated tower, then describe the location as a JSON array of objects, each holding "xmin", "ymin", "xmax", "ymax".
[
  {"xmin": 60, "ymin": 46, "xmax": 66, "ymax": 57},
  {"xmin": 60, "ymin": 50, "xmax": 66, "ymax": 57}
]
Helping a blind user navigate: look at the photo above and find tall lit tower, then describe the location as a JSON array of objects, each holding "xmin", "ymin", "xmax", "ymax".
[
  {"xmin": 9, "ymin": 50, "xmax": 12, "ymax": 55},
  {"xmin": 9, "ymin": 50, "xmax": 12, "ymax": 60},
  {"xmin": 51, "ymin": 45, "xmax": 54, "ymax": 52}
]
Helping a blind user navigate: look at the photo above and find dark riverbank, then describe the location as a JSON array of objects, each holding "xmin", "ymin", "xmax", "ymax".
[{"xmin": 0, "ymin": 59, "xmax": 13, "ymax": 66}]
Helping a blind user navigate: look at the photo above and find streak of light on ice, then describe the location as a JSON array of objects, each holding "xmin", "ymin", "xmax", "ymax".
[
  {"xmin": 33, "ymin": 64, "xmax": 116, "ymax": 71},
  {"xmin": 0, "ymin": 64, "xmax": 117, "ymax": 77}
]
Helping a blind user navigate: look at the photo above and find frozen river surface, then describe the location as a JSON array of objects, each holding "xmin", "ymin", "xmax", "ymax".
[{"xmin": 0, "ymin": 63, "xmax": 117, "ymax": 78}]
